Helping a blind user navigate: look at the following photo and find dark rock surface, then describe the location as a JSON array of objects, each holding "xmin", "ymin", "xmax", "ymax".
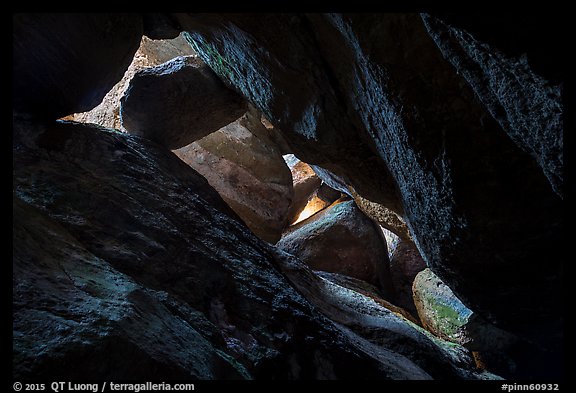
[
  {"xmin": 277, "ymin": 200, "xmax": 394, "ymax": 297},
  {"xmin": 422, "ymin": 14, "xmax": 563, "ymax": 198},
  {"xmin": 178, "ymin": 14, "xmax": 563, "ymax": 358},
  {"xmin": 390, "ymin": 241, "xmax": 427, "ymax": 317},
  {"xmin": 13, "ymin": 118, "xmax": 495, "ymax": 380},
  {"xmin": 412, "ymin": 268, "xmax": 560, "ymax": 379},
  {"xmin": 13, "ymin": 13, "xmax": 142, "ymax": 120},
  {"xmin": 120, "ymin": 55, "xmax": 247, "ymax": 149},
  {"xmin": 174, "ymin": 114, "xmax": 293, "ymax": 243}
]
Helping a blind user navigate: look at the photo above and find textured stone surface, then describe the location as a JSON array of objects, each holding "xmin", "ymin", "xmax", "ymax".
[
  {"xmin": 13, "ymin": 118, "xmax": 495, "ymax": 380},
  {"xmin": 120, "ymin": 55, "xmax": 247, "ymax": 149},
  {"xmin": 390, "ymin": 241, "xmax": 427, "ymax": 318},
  {"xmin": 413, "ymin": 268, "xmax": 474, "ymax": 344},
  {"xmin": 13, "ymin": 13, "xmax": 142, "ymax": 120},
  {"xmin": 422, "ymin": 14, "xmax": 563, "ymax": 198},
  {"xmin": 65, "ymin": 34, "xmax": 196, "ymax": 130},
  {"xmin": 173, "ymin": 113, "xmax": 293, "ymax": 243},
  {"xmin": 277, "ymin": 200, "xmax": 393, "ymax": 297},
  {"xmin": 179, "ymin": 14, "xmax": 563, "ymax": 357},
  {"xmin": 351, "ymin": 189, "xmax": 412, "ymax": 241}
]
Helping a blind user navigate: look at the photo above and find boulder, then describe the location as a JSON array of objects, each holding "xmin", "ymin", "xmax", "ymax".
[
  {"xmin": 13, "ymin": 13, "xmax": 142, "ymax": 120},
  {"xmin": 178, "ymin": 14, "xmax": 563, "ymax": 357},
  {"xmin": 120, "ymin": 55, "xmax": 247, "ymax": 149},
  {"xmin": 174, "ymin": 113, "xmax": 293, "ymax": 243},
  {"xmin": 413, "ymin": 268, "xmax": 474, "ymax": 344},
  {"xmin": 13, "ymin": 118, "xmax": 494, "ymax": 380},
  {"xmin": 390, "ymin": 241, "xmax": 427, "ymax": 317},
  {"xmin": 65, "ymin": 34, "xmax": 196, "ymax": 130},
  {"xmin": 277, "ymin": 200, "xmax": 394, "ymax": 297}
]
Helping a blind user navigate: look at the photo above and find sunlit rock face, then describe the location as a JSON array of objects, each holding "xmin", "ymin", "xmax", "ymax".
[
  {"xmin": 62, "ymin": 34, "xmax": 196, "ymax": 130},
  {"xmin": 13, "ymin": 13, "xmax": 142, "ymax": 120},
  {"xmin": 277, "ymin": 200, "xmax": 394, "ymax": 298},
  {"xmin": 120, "ymin": 55, "xmax": 247, "ymax": 150},
  {"xmin": 285, "ymin": 157, "xmax": 322, "ymax": 224},
  {"xmin": 173, "ymin": 112, "xmax": 293, "ymax": 243},
  {"xmin": 179, "ymin": 14, "xmax": 563, "ymax": 362}
]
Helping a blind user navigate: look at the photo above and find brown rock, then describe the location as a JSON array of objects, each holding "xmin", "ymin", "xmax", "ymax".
[
  {"xmin": 13, "ymin": 13, "xmax": 143, "ymax": 120},
  {"xmin": 277, "ymin": 200, "xmax": 394, "ymax": 297},
  {"xmin": 120, "ymin": 55, "xmax": 247, "ymax": 149},
  {"xmin": 286, "ymin": 158, "xmax": 322, "ymax": 224},
  {"xmin": 174, "ymin": 114, "xmax": 293, "ymax": 243}
]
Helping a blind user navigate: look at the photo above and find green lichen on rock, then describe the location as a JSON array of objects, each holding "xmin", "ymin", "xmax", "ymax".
[
  {"xmin": 183, "ymin": 33, "xmax": 234, "ymax": 82},
  {"xmin": 413, "ymin": 268, "xmax": 473, "ymax": 343}
]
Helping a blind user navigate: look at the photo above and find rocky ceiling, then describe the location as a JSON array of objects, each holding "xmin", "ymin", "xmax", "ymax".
[{"xmin": 12, "ymin": 13, "xmax": 563, "ymax": 381}]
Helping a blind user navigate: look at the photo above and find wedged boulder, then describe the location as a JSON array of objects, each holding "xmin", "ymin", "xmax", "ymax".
[
  {"xmin": 120, "ymin": 55, "xmax": 247, "ymax": 149},
  {"xmin": 65, "ymin": 34, "xmax": 196, "ymax": 130},
  {"xmin": 173, "ymin": 113, "xmax": 293, "ymax": 243},
  {"xmin": 13, "ymin": 118, "xmax": 496, "ymax": 380},
  {"xmin": 277, "ymin": 200, "xmax": 394, "ymax": 297},
  {"xmin": 178, "ymin": 14, "xmax": 563, "ymax": 357},
  {"xmin": 13, "ymin": 13, "xmax": 142, "ymax": 120},
  {"xmin": 413, "ymin": 268, "xmax": 474, "ymax": 344},
  {"xmin": 390, "ymin": 241, "xmax": 427, "ymax": 317}
]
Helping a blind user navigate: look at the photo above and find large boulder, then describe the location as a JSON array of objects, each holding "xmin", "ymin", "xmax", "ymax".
[
  {"xmin": 177, "ymin": 14, "xmax": 563, "ymax": 357},
  {"xmin": 120, "ymin": 55, "xmax": 247, "ymax": 149},
  {"xmin": 277, "ymin": 200, "xmax": 394, "ymax": 297},
  {"xmin": 13, "ymin": 13, "xmax": 142, "ymax": 120},
  {"xmin": 13, "ymin": 118, "xmax": 494, "ymax": 380},
  {"xmin": 173, "ymin": 113, "xmax": 293, "ymax": 243},
  {"xmin": 65, "ymin": 34, "xmax": 196, "ymax": 130}
]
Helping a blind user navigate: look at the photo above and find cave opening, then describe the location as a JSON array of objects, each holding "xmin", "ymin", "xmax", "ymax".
[{"xmin": 13, "ymin": 13, "xmax": 564, "ymax": 382}]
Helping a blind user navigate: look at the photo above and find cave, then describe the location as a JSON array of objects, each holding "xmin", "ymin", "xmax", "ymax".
[{"xmin": 12, "ymin": 13, "xmax": 564, "ymax": 383}]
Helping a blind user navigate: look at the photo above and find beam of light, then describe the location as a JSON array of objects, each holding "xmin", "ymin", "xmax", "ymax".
[{"xmin": 291, "ymin": 195, "xmax": 329, "ymax": 225}]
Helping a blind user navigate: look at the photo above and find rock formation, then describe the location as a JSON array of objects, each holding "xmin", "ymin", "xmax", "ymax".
[
  {"xmin": 277, "ymin": 200, "xmax": 394, "ymax": 297},
  {"xmin": 173, "ymin": 113, "xmax": 293, "ymax": 243},
  {"xmin": 64, "ymin": 34, "xmax": 196, "ymax": 130},
  {"xmin": 13, "ymin": 118, "xmax": 492, "ymax": 380},
  {"xmin": 121, "ymin": 55, "xmax": 247, "ymax": 149},
  {"xmin": 179, "ymin": 14, "xmax": 563, "ymax": 359},
  {"xmin": 12, "ymin": 12, "xmax": 563, "ymax": 380}
]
